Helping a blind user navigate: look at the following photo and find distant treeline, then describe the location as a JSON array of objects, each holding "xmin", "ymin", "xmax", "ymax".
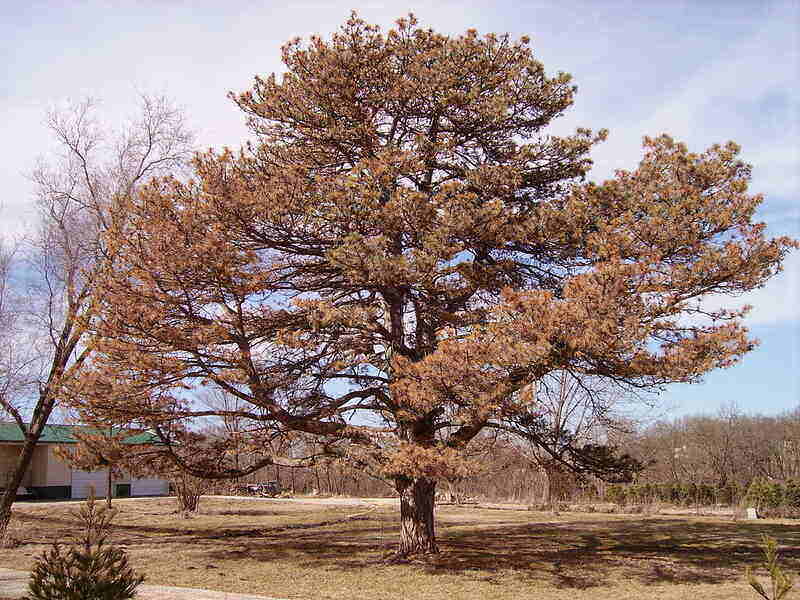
[
  {"xmin": 624, "ymin": 407, "xmax": 800, "ymax": 489},
  {"xmin": 208, "ymin": 406, "xmax": 800, "ymax": 507}
]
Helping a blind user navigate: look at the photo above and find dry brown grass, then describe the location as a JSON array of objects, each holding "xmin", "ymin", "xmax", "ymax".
[{"xmin": 2, "ymin": 497, "xmax": 798, "ymax": 600}]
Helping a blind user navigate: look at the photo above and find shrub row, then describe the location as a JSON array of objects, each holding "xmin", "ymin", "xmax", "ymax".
[
  {"xmin": 744, "ymin": 479, "xmax": 800, "ymax": 510},
  {"xmin": 605, "ymin": 481, "xmax": 744, "ymax": 506},
  {"xmin": 605, "ymin": 479, "xmax": 800, "ymax": 512}
]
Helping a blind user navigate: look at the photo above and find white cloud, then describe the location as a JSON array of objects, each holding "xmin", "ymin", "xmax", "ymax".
[
  {"xmin": 685, "ymin": 250, "xmax": 800, "ymax": 328},
  {"xmin": 600, "ymin": 13, "xmax": 797, "ymax": 201},
  {"xmin": 0, "ymin": 1, "xmax": 489, "ymax": 238}
]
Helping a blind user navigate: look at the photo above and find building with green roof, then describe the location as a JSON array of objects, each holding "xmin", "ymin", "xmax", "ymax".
[{"xmin": 0, "ymin": 423, "xmax": 168, "ymax": 500}]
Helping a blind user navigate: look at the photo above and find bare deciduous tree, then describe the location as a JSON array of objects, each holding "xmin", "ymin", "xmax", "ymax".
[
  {"xmin": 0, "ymin": 95, "xmax": 193, "ymax": 537},
  {"xmin": 503, "ymin": 372, "xmax": 642, "ymax": 505},
  {"xmin": 0, "ymin": 239, "xmax": 34, "ymax": 440}
]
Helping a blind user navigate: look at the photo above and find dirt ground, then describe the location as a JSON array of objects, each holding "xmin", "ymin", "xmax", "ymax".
[{"xmin": 2, "ymin": 496, "xmax": 798, "ymax": 600}]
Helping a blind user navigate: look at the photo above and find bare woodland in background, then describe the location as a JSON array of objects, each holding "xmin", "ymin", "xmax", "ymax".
[{"xmin": 197, "ymin": 403, "xmax": 799, "ymax": 509}]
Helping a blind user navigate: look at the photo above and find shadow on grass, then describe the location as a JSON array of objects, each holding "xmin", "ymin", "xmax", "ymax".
[
  {"xmin": 14, "ymin": 506, "xmax": 800, "ymax": 591},
  {"xmin": 205, "ymin": 509, "xmax": 288, "ymax": 517},
  {"xmin": 14, "ymin": 507, "xmax": 363, "ymax": 540},
  {"xmin": 201, "ymin": 515, "xmax": 800, "ymax": 590}
]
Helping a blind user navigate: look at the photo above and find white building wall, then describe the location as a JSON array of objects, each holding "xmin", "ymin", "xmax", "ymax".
[
  {"xmin": 46, "ymin": 446, "xmax": 71, "ymax": 486},
  {"xmin": 131, "ymin": 478, "xmax": 169, "ymax": 496},
  {"xmin": 71, "ymin": 468, "xmax": 109, "ymax": 499}
]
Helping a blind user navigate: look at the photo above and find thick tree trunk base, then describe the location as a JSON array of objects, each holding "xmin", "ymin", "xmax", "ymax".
[
  {"xmin": 0, "ymin": 435, "xmax": 40, "ymax": 543},
  {"xmin": 396, "ymin": 477, "xmax": 439, "ymax": 557},
  {"xmin": 0, "ymin": 508, "xmax": 13, "ymax": 547}
]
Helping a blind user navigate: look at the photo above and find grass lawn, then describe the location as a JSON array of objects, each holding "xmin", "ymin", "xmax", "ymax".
[{"xmin": 2, "ymin": 497, "xmax": 798, "ymax": 599}]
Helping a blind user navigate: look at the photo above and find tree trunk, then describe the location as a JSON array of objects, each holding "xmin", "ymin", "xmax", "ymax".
[
  {"xmin": 106, "ymin": 467, "xmax": 113, "ymax": 509},
  {"xmin": 396, "ymin": 477, "xmax": 438, "ymax": 556},
  {"xmin": 0, "ymin": 434, "xmax": 39, "ymax": 539},
  {"xmin": 0, "ymin": 509, "xmax": 11, "ymax": 543}
]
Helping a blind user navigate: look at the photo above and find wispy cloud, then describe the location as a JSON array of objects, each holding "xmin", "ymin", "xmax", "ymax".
[
  {"xmin": 696, "ymin": 250, "xmax": 800, "ymax": 328},
  {"xmin": 539, "ymin": 3, "xmax": 798, "ymax": 227}
]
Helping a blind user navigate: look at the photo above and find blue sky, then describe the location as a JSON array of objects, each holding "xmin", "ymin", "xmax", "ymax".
[{"xmin": 1, "ymin": 1, "xmax": 797, "ymax": 419}]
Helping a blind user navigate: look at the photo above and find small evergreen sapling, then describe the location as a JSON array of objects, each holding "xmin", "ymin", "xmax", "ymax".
[
  {"xmin": 25, "ymin": 490, "xmax": 144, "ymax": 600},
  {"xmin": 746, "ymin": 535, "xmax": 794, "ymax": 600}
]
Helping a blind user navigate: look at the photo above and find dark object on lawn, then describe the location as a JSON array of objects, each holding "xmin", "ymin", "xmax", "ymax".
[
  {"xmin": 5, "ymin": 487, "xmax": 38, "ymax": 500},
  {"xmin": 239, "ymin": 481, "xmax": 282, "ymax": 497},
  {"xmin": 25, "ymin": 489, "xmax": 144, "ymax": 600},
  {"xmin": 0, "ymin": 486, "xmax": 37, "ymax": 501}
]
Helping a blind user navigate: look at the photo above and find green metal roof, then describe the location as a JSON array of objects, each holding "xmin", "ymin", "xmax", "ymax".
[{"xmin": 0, "ymin": 423, "xmax": 159, "ymax": 444}]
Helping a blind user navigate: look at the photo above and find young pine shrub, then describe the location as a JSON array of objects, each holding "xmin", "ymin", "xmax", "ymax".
[
  {"xmin": 746, "ymin": 478, "xmax": 767, "ymax": 512},
  {"xmin": 605, "ymin": 484, "xmax": 627, "ymax": 506},
  {"xmin": 783, "ymin": 481, "xmax": 800, "ymax": 518},
  {"xmin": 25, "ymin": 490, "xmax": 144, "ymax": 600},
  {"xmin": 784, "ymin": 481, "xmax": 800, "ymax": 507},
  {"xmin": 746, "ymin": 535, "xmax": 794, "ymax": 600},
  {"xmin": 719, "ymin": 481, "xmax": 742, "ymax": 506}
]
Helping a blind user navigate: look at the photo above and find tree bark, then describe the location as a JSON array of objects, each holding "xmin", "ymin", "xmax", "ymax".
[
  {"xmin": 106, "ymin": 467, "xmax": 113, "ymax": 509},
  {"xmin": 396, "ymin": 477, "xmax": 438, "ymax": 556},
  {"xmin": 0, "ymin": 509, "xmax": 10, "ymax": 543}
]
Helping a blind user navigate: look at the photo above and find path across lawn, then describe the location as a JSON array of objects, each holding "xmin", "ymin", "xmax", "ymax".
[{"xmin": 0, "ymin": 568, "xmax": 287, "ymax": 600}]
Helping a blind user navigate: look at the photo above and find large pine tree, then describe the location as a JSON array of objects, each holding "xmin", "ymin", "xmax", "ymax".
[{"xmin": 68, "ymin": 14, "xmax": 795, "ymax": 556}]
